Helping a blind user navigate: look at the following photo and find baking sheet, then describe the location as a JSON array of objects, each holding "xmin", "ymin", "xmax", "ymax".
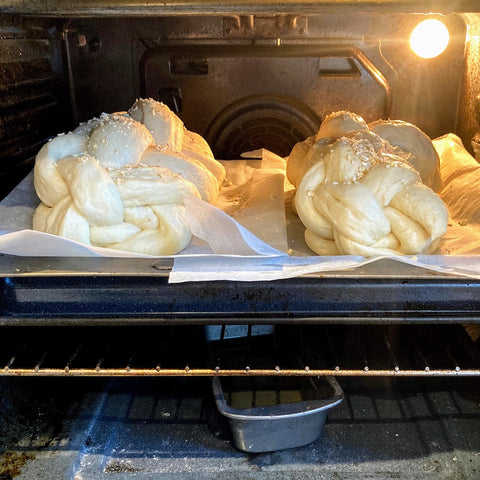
[{"xmin": 0, "ymin": 134, "xmax": 479, "ymax": 281}]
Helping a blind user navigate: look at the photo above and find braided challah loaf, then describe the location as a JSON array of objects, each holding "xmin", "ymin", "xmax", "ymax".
[
  {"xmin": 33, "ymin": 98, "xmax": 225, "ymax": 255},
  {"xmin": 289, "ymin": 111, "xmax": 448, "ymax": 257}
]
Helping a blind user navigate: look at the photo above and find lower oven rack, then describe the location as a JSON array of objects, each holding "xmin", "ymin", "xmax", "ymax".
[{"xmin": 1, "ymin": 324, "xmax": 479, "ymax": 377}]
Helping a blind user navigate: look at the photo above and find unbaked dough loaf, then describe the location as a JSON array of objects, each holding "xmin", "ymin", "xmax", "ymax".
[
  {"xmin": 293, "ymin": 118, "xmax": 448, "ymax": 257},
  {"xmin": 32, "ymin": 98, "xmax": 221, "ymax": 255}
]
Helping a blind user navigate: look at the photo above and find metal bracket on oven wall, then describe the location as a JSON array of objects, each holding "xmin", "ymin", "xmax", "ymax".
[{"xmin": 223, "ymin": 15, "xmax": 308, "ymax": 38}]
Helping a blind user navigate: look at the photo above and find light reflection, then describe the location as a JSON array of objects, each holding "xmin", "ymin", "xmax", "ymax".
[{"xmin": 410, "ymin": 19, "xmax": 450, "ymax": 59}]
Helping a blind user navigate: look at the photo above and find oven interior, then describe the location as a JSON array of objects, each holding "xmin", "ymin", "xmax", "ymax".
[
  {"xmin": 1, "ymin": 3, "xmax": 480, "ymax": 479},
  {"xmin": 2, "ymin": 8, "xmax": 480, "ymax": 197}
]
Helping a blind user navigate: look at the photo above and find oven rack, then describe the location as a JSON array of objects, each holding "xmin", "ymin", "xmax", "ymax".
[{"xmin": 0, "ymin": 324, "xmax": 479, "ymax": 377}]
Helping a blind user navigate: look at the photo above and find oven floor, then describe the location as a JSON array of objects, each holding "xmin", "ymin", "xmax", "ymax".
[{"xmin": 1, "ymin": 376, "xmax": 480, "ymax": 480}]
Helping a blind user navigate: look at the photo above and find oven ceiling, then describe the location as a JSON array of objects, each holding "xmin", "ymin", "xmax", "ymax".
[{"xmin": 1, "ymin": 0, "xmax": 480, "ymax": 16}]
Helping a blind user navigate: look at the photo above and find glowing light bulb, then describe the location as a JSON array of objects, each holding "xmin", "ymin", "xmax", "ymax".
[{"xmin": 410, "ymin": 19, "xmax": 450, "ymax": 59}]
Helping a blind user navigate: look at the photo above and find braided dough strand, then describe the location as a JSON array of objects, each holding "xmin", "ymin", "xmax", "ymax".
[
  {"xmin": 294, "ymin": 161, "xmax": 333, "ymax": 239},
  {"xmin": 56, "ymin": 154, "xmax": 124, "ymax": 227},
  {"xmin": 34, "ymin": 133, "xmax": 88, "ymax": 206},
  {"xmin": 140, "ymin": 146, "xmax": 219, "ymax": 204},
  {"xmin": 312, "ymin": 182, "xmax": 391, "ymax": 246},
  {"xmin": 107, "ymin": 204, "xmax": 192, "ymax": 256},
  {"xmin": 109, "ymin": 165, "xmax": 200, "ymax": 208}
]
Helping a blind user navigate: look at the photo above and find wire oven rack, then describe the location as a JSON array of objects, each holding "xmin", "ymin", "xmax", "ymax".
[{"xmin": 1, "ymin": 324, "xmax": 479, "ymax": 377}]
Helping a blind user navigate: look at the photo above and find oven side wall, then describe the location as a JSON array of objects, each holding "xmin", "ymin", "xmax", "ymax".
[
  {"xmin": 457, "ymin": 13, "xmax": 480, "ymax": 158},
  {"xmin": 0, "ymin": 15, "xmax": 72, "ymax": 199}
]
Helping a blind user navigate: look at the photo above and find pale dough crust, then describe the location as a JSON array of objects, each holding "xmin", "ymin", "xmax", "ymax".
[
  {"xmin": 369, "ymin": 119, "xmax": 442, "ymax": 191},
  {"xmin": 86, "ymin": 114, "xmax": 154, "ymax": 169},
  {"xmin": 141, "ymin": 146, "xmax": 219, "ymax": 204},
  {"xmin": 182, "ymin": 130, "xmax": 227, "ymax": 185},
  {"xmin": 56, "ymin": 155, "xmax": 124, "ymax": 227},
  {"xmin": 312, "ymin": 182, "xmax": 391, "ymax": 246},
  {"xmin": 89, "ymin": 222, "xmax": 140, "ymax": 246},
  {"xmin": 109, "ymin": 165, "xmax": 200, "ymax": 208},
  {"xmin": 316, "ymin": 111, "xmax": 368, "ymax": 141},
  {"xmin": 294, "ymin": 161, "xmax": 333, "ymax": 239},
  {"xmin": 389, "ymin": 182, "xmax": 448, "ymax": 240},
  {"xmin": 304, "ymin": 229, "xmax": 340, "ymax": 255},
  {"xmin": 286, "ymin": 135, "xmax": 317, "ymax": 187},
  {"xmin": 129, "ymin": 98, "xmax": 185, "ymax": 151},
  {"xmin": 360, "ymin": 162, "xmax": 421, "ymax": 207},
  {"xmin": 34, "ymin": 133, "xmax": 88, "ymax": 207},
  {"xmin": 436, "ymin": 134, "xmax": 480, "ymax": 225},
  {"xmin": 108, "ymin": 204, "xmax": 191, "ymax": 256},
  {"xmin": 333, "ymin": 231, "xmax": 400, "ymax": 257},
  {"xmin": 33, "ymin": 197, "xmax": 91, "ymax": 245},
  {"xmin": 123, "ymin": 206, "xmax": 159, "ymax": 230},
  {"xmin": 383, "ymin": 206, "xmax": 430, "ymax": 255}
]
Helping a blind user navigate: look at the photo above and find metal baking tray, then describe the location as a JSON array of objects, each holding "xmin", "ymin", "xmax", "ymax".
[
  {"xmin": 1, "ymin": 256, "xmax": 480, "ymax": 327},
  {"xmin": 212, "ymin": 374, "xmax": 343, "ymax": 452}
]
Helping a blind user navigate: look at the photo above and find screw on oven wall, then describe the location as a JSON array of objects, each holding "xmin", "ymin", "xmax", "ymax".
[
  {"xmin": 77, "ymin": 34, "xmax": 87, "ymax": 47},
  {"xmin": 76, "ymin": 34, "xmax": 101, "ymax": 53}
]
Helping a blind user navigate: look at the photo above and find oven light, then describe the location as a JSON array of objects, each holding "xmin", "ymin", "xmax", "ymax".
[{"xmin": 409, "ymin": 19, "xmax": 450, "ymax": 59}]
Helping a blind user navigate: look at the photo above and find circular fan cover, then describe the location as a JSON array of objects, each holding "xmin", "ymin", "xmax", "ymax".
[{"xmin": 205, "ymin": 95, "xmax": 321, "ymax": 159}]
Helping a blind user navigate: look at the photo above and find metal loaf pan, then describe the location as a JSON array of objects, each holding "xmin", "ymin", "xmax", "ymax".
[{"xmin": 212, "ymin": 375, "xmax": 343, "ymax": 453}]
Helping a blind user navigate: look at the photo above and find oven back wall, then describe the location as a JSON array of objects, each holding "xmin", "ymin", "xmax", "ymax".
[{"xmin": 66, "ymin": 13, "xmax": 468, "ymax": 159}]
